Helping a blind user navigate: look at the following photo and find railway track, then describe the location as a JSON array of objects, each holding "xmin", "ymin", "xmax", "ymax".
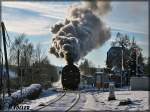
[
  {"xmin": 32, "ymin": 92, "xmax": 66, "ymax": 111},
  {"xmin": 33, "ymin": 91, "xmax": 80, "ymax": 111},
  {"xmin": 65, "ymin": 92, "xmax": 80, "ymax": 112}
]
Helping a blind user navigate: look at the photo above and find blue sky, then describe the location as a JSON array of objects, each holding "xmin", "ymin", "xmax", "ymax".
[{"xmin": 2, "ymin": 1, "xmax": 149, "ymax": 67}]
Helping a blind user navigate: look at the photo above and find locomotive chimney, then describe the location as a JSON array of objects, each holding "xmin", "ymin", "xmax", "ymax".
[{"xmin": 65, "ymin": 52, "xmax": 73, "ymax": 65}]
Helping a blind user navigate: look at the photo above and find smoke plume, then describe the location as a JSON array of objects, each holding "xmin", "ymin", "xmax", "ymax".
[{"xmin": 50, "ymin": 1, "xmax": 111, "ymax": 63}]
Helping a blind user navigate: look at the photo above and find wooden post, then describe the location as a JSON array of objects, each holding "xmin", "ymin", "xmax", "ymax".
[
  {"xmin": 20, "ymin": 68, "xmax": 23, "ymax": 101},
  {"xmin": 17, "ymin": 49, "xmax": 20, "ymax": 90}
]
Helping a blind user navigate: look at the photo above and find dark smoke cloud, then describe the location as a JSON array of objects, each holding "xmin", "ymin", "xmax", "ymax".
[{"xmin": 50, "ymin": 1, "xmax": 111, "ymax": 62}]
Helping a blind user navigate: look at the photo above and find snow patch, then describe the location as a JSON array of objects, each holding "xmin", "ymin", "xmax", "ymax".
[
  {"xmin": 11, "ymin": 84, "xmax": 42, "ymax": 100},
  {"xmin": 19, "ymin": 88, "xmax": 59, "ymax": 110}
]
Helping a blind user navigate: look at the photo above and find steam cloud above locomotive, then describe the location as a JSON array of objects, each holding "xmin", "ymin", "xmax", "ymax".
[{"xmin": 50, "ymin": 1, "xmax": 111, "ymax": 62}]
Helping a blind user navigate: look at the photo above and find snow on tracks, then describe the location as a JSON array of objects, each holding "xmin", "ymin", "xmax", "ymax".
[
  {"xmin": 32, "ymin": 92, "xmax": 66, "ymax": 111},
  {"xmin": 36, "ymin": 91, "xmax": 80, "ymax": 111}
]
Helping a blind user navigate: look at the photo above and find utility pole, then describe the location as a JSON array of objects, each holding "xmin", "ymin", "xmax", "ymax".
[
  {"xmin": 136, "ymin": 48, "xmax": 140, "ymax": 76},
  {"xmin": 0, "ymin": 25, "xmax": 2, "ymax": 95},
  {"xmin": 121, "ymin": 45, "xmax": 124, "ymax": 88},
  {"xmin": 0, "ymin": 52, "xmax": 4, "ymax": 110},
  {"xmin": 0, "ymin": 35, "xmax": 2, "ymax": 109},
  {"xmin": 17, "ymin": 49, "xmax": 23, "ymax": 100},
  {"xmin": 1, "ymin": 22, "xmax": 11, "ymax": 96},
  {"xmin": 20, "ymin": 68, "xmax": 23, "ymax": 101}
]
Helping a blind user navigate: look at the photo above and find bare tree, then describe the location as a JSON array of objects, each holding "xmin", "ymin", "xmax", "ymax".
[
  {"xmin": 9, "ymin": 34, "xmax": 25, "ymax": 65},
  {"xmin": 9, "ymin": 34, "xmax": 33, "ymax": 67},
  {"xmin": 33, "ymin": 44, "xmax": 49, "ymax": 67}
]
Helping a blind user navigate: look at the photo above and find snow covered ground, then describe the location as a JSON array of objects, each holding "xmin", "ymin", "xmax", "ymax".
[
  {"xmin": 16, "ymin": 88, "xmax": 59, "ymax": 110},
  {"xmin": 81, "ymin": 91, "xmax": 149, "ymax": 111},
  {"xmin": 17, "ymin": 88, "xmax": 149, "ymax": 111},
  {"xmin": 11, "ymin": 78, "xmax": 149, "ymax": 111}
]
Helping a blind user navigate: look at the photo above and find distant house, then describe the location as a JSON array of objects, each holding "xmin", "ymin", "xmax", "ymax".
[
  {"xmin": 94, "ymin": 72, "xmax": 110, "ymax": 89},
  {"xmin": 80, "ymin": 75, "xmax": 95, "ymax": 88}
]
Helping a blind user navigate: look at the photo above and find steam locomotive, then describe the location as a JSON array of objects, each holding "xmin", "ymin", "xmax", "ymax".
[{"xmin": 61, "ymin": 64, "xmax": 80, "ymax": 90}]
